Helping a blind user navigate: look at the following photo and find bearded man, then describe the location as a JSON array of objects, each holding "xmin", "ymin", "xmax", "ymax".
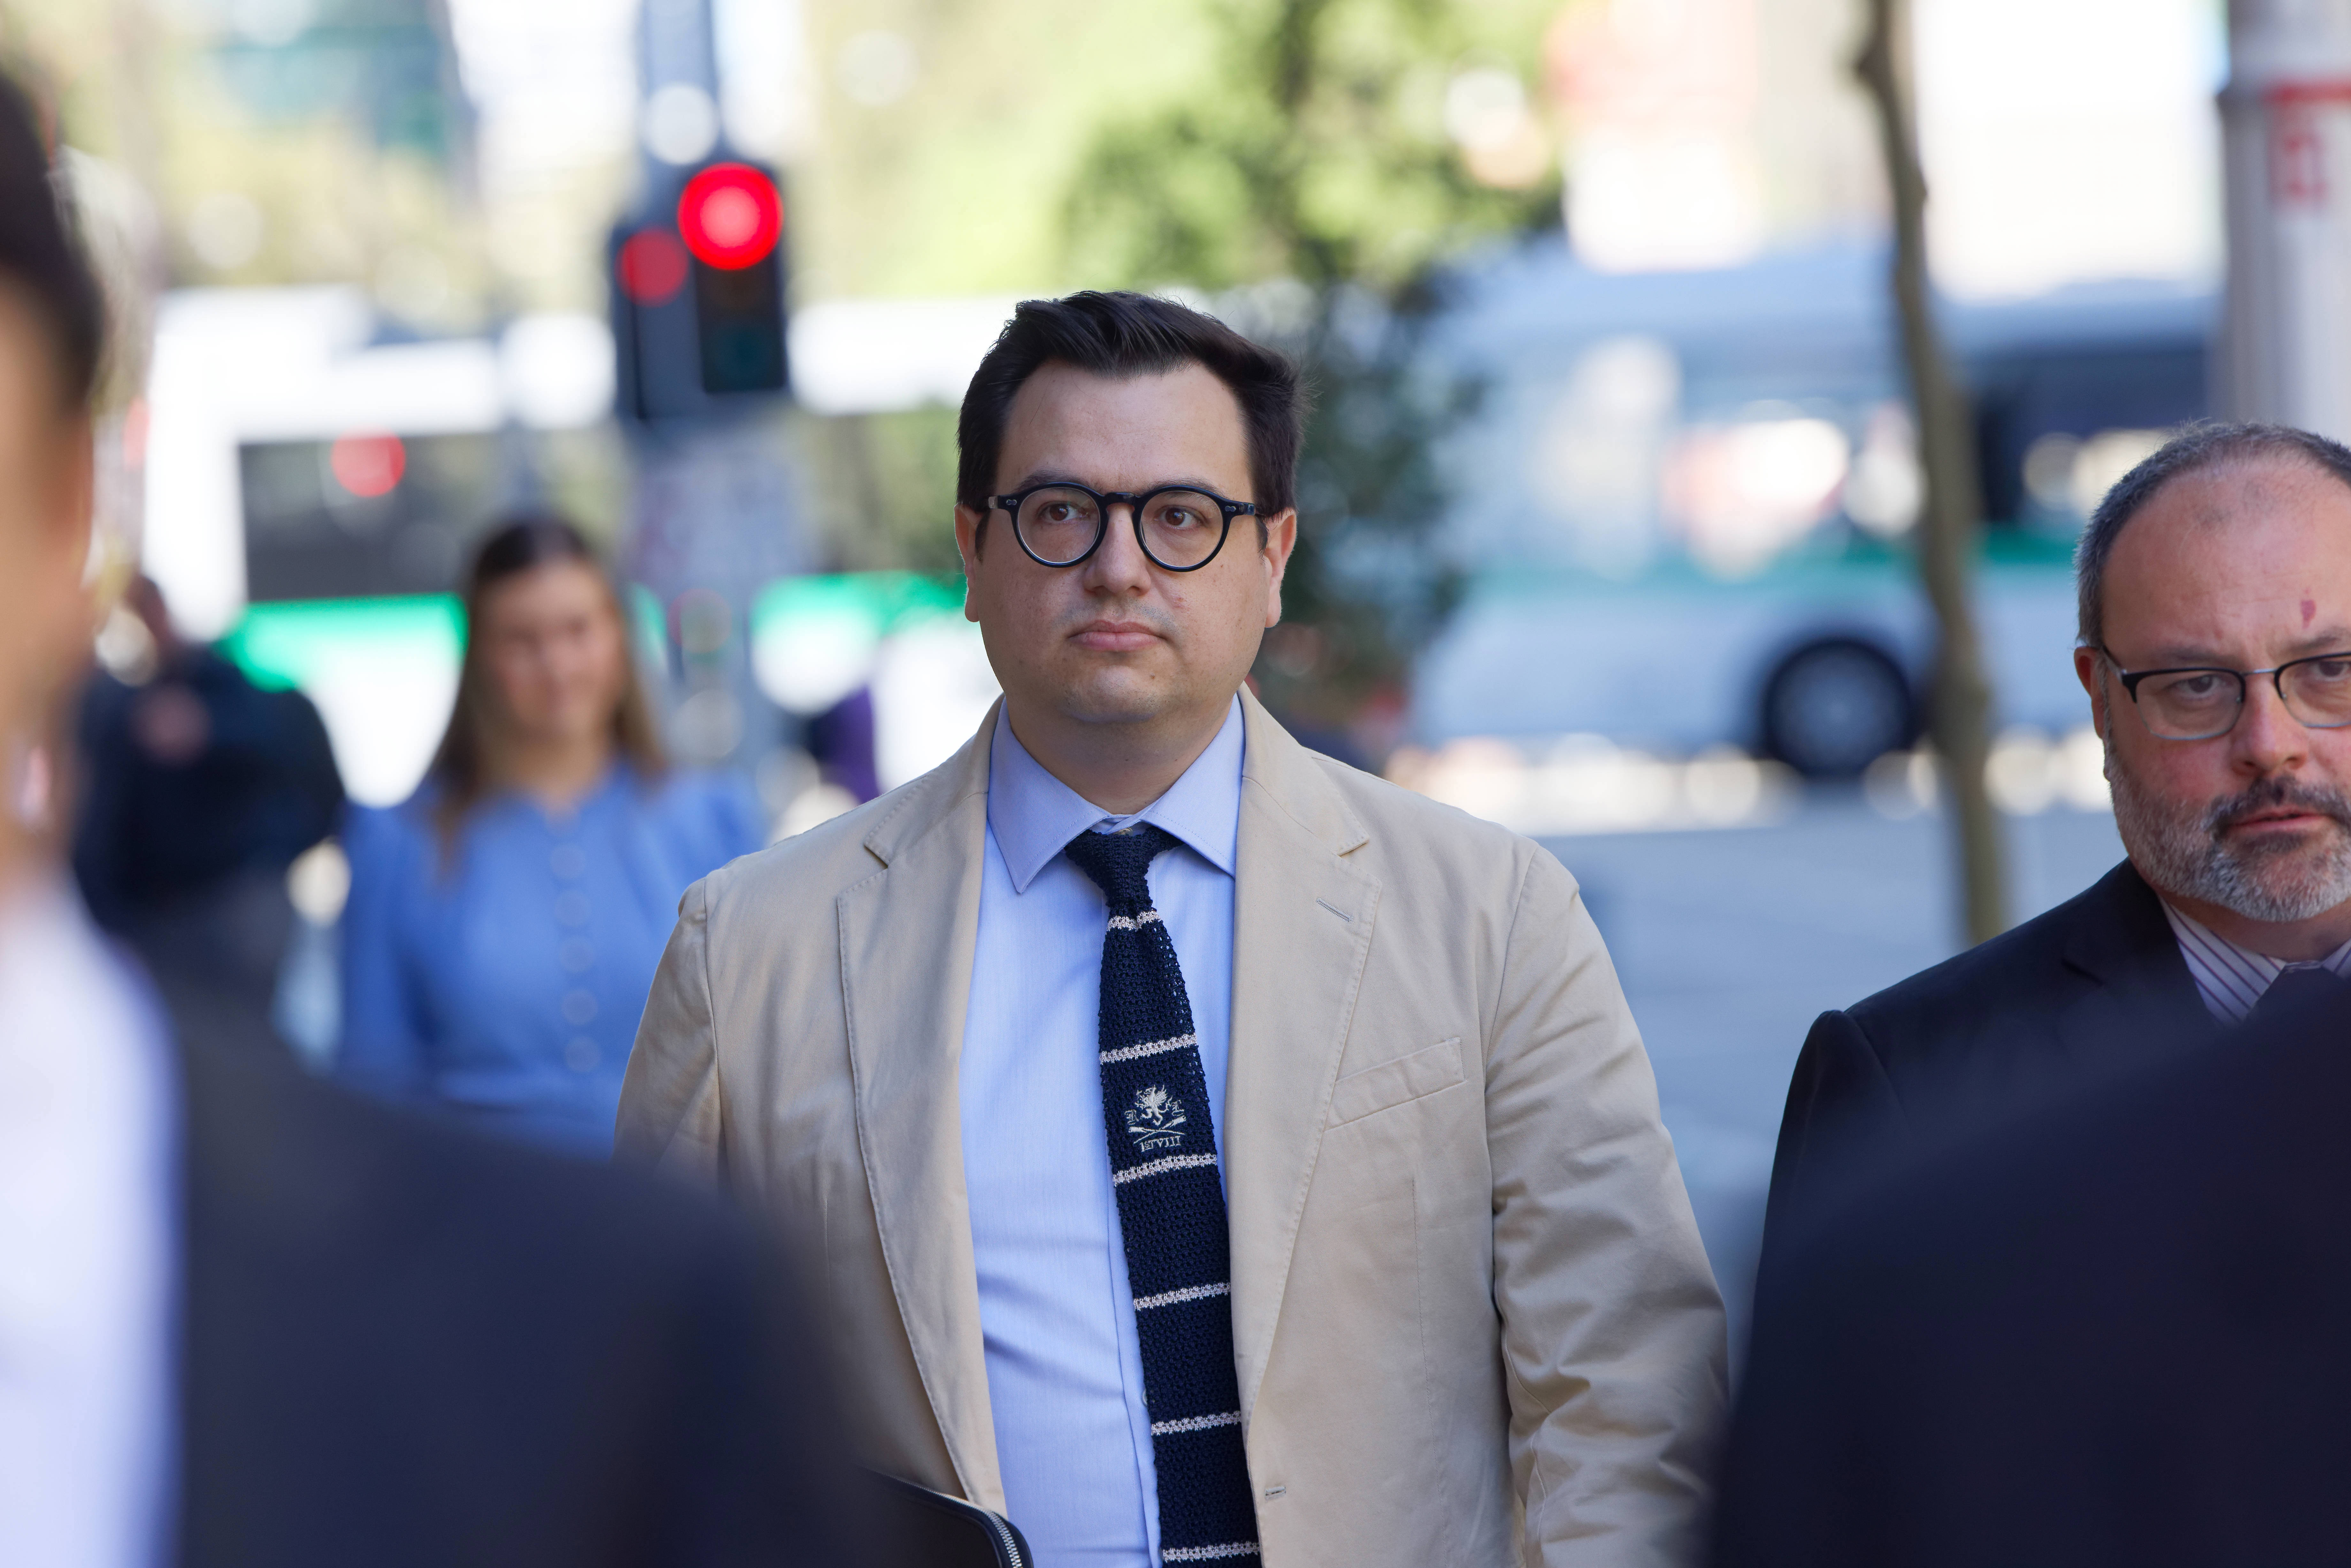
[{"xmin": 1764, "ymin": 421, "xmax": 2351, "ymax": 1252}]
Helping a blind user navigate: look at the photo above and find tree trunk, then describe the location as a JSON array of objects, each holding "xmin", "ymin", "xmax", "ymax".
[{"xmin": 1853, "ymin": 0, "xmax": 2010, "ymax": 945}]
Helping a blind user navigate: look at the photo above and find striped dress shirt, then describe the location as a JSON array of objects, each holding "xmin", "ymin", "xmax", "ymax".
[{"xmin": 2159, "ymin": 900, "xmax": 2351, "ymax": 1023}]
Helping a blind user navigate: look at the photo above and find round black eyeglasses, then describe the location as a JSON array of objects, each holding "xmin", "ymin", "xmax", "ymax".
[{"xmin": 987, "ymin": 482, "xmax": 1256, "ymax": 572}]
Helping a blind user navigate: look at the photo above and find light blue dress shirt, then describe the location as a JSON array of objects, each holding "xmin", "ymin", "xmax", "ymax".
[{"xmin": 960, "ymin": 697, "xmax": 1243, "ymax": 1568}]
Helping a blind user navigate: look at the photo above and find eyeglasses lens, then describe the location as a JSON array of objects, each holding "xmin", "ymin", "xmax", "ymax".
[
  {"xmin": 2139, "ymin": 670, "xmax": 2241, "ymax": 739},
  {"xmin": 1139, "ymin": 490, "xmax": 1225, "ymax": 568},
  {"xmin": 2284, "ymin": 655, "xmax": 2351, "ymax": 730},
  {"xmin": 1014, "ymin": 487, "xmax": 1102, "ymax": 565}
]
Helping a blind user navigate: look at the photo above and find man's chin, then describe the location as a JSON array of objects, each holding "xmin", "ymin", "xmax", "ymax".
[
  {"xmin": 1055, "ymin": 673, "xmax": 1176, "ymax": 728},
  {"xmin": 1035, "ymin": 649, "xmax": 1248, "ymax": 730},
  {"xmin": 2209, "ymin": 828, "xmax": 2351, "ymax": 924},
  {"xmin": 2227, "ymin": 875, "xmax": 2351, "ymax": 925}
]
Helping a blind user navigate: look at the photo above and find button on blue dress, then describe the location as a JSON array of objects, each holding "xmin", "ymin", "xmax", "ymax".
[{"xmin": 336, "ymin": 764, "xmax": 764, "ymax": 1155}]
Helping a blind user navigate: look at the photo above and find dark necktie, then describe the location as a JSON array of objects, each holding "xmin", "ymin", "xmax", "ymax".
[
  {"xmin": 1063, "ymin": 823, "xmax": 1260, "ymax": 1565},
  {"xmin": 2253, "ymin": 962, "xmax": 2345, "ymax": 1023}
]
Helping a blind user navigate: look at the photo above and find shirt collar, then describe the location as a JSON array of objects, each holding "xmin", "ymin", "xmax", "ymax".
[
  {"xmin": 986, "ymin": 696, "xmax": 1245, "ymax": 894},
  {"xmin": 2159, "ymin": 898, "xmax": 2351, "ymax": 1024}
]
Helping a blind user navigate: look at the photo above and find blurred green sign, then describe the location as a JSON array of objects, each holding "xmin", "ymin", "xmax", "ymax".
[
  {"xmin": 221, "ymin": 573, "xmax": 967, "ymax": 697},
  {"xmin": 219, "ymin": 594, "xmax": 465, "ymax": 692}
]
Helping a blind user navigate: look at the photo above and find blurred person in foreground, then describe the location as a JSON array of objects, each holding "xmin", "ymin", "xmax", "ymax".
[
  {"xmin": 1765, "ymin": 422, "xmax": 2351, "ymax": 1253},
  {"xmin": 337, "ymin": 516, "xmax": 764, "ymax": 1155},
  {"xmin": 73, "ymin": 573, "xmax": 342, "ymax": 1053},
  {"xmin": 0, "ymin": 73, "xmax": 855, "ymax": 1568},
  {"xmin": 1715, "ymin": 971, "xmax": 2351, "ymax": 1566},
  {"xmin": 619, "ymin": 291, "xmax": 1727, "ymax": 1568}
]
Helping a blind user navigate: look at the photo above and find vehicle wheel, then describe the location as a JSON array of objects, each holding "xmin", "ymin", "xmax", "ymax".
[{"xmin": 1760, "ymin": 638, "xmax": 1916, "ymax": 779}]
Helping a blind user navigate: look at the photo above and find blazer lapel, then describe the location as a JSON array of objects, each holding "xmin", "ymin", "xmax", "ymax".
[
  {"xmin": 1223, "ymin": 691, "xmax": 1379, "ymax": 1420},
  {"xmin": 2057, "ymin": 859, "xmax": 2217, "ymax": 1068},
  {"xmin": 837, "ymin": 712, "xmax": 1004, "ymax": 1509}
]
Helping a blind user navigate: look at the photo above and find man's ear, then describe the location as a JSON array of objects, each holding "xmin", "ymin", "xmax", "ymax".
[
  {"xmin": 2073, "ymin": 645, "xmax": 2109, "ymax": 741},
  {"xmin": 1259, "ymin": 507, "xmax": 1298, "ymax": 629},
  {"xmin": 60, "ymin": 412, "xmax": 93, "ymax": 557},
  {"xmin": 25, "ymin": 414, "xmax": 97, "ymax": 727},
  {"xmin": 954, "ymin": 504, "xmax": 985, "ymax": 623},
  {"xmin": 44, "ymin": 409, "xmax": 94, "ymax": 612}
]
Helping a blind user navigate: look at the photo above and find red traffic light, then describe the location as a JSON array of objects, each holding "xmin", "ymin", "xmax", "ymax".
[
  {"xmin": 618, "ymin": 228, "xmax": 689, "ymax": 303},
  {"xmin": 677, "ymin": 164, "xmax": 782, "ymax": 270},
  {"xmin": 329, "ymin": 432, "xmax": 405, "ymax": 498}
]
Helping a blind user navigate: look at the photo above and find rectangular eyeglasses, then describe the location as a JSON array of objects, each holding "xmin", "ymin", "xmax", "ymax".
[{"xmin": 2098, "ymin": 646, "xmax": 2351, "ymax": 740}]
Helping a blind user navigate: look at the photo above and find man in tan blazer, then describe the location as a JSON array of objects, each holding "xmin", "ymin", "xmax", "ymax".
[{"xmin": 620, "ymin": 291, "xmax": 1726, "ymax": 1567}]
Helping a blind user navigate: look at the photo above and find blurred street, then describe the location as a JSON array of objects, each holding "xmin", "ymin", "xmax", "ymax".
[{"xmin": 1551, "ymin": 795, "xmax": 2125, "ymax": 1354}]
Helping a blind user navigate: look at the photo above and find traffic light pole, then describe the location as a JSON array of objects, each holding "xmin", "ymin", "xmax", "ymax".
[
  {"xmin": 639, "ymin": 0, "xmax": 719, "ymax": 120},
  {"xmin": 620, "ymin": 0, "xmax": 805, "ymax": 788},
  {"xmin": 626, "ymin": 421, "xmax": 807, "ymax": 770},
  {"xmin": 2220, "ymin": 0, "xmax": 2351, "ymax": 439}
]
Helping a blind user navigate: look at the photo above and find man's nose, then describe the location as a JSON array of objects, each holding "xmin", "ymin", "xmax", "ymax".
[
  {"xmin": 1080, "ymin": 501, "xmax": 1153, "ymax": 591},
  {"xmin": 2232, "ymin": 673, "xmax": 2311, "ymax": 775}
]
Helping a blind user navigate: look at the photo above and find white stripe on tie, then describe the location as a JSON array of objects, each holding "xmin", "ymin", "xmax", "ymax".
[
  {"xmin": 1151, "ymin": 1410, "xmax": 1242, "ymax": 1436},
  {"xmin": 1133, "ymin": 1281, "xmax": 1230, "ymax": 1311},
  {"xmin": 1163, "ymin": 1546, "xmax": 1260, "ymax": 1561},
  {"xmin": 1113, "ymin": 1152, "xmax": 1218, "ymax": 1185},
  {"xmin": 1100, "ymin": 1032, "xmax": 1196, "ymax": 1065},
  {"xmin": 1105, "ymin": 910, "xmax": 1164, "ymax": 931}
]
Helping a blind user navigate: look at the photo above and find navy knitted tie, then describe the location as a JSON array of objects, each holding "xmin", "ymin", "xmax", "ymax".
[{"xmin": 1064, "ymin": 824, "xmax": 1259, "ymax": 1564}]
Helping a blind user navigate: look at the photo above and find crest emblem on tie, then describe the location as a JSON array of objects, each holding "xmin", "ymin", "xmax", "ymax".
[{"xmin": 1125, "ymin": 1085, "xmax": 1187, "ymax": 1152}]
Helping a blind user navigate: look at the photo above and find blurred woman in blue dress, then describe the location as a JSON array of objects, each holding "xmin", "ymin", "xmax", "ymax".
[{"xmin": 338, "ymin": 516, "xmax": 764, "ymax": 1155}]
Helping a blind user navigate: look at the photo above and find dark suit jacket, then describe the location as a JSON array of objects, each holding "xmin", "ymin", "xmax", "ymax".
[
  {"xmin": 1763, "ymin": 859, "xmax": 2213, "ymax": 1267},
  {"xmin": 74, "ymin": 651, "xmax": 343, "ymax": 926},
  {"xmin": 1715, "ymin": 973, "xmax": 2351, "ymax": 1567},
  {"xmin": 177, "ymin": 1036, "xmax": 859, "ymax": 1568}
]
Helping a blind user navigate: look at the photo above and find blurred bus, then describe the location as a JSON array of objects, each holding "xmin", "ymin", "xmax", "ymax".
[{"xmin": 1416, "ymin": 240, "xmax": 2210, "ymax": 776}]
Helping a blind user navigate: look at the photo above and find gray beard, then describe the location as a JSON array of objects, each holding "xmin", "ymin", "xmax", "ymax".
[{"xmin": 2107, "ymin": 737, "xmax": 2351, "ymax": 924}]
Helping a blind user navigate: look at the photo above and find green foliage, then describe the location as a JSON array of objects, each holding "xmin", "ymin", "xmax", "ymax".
[
  {"xmin": 1227, "ymin": 283, "xmax": 1474, "ymax": 735},
  {"xmin": 1063, "ymin": 0, "xmax": 1557, "ymax": 750},
  {"xmin": 796, "ymin": 0, "xmax": 1225, "ymax": 301},
  {"xmin": 1064, "ymin": 0, "xmax": 1557, "ymax": 293}
]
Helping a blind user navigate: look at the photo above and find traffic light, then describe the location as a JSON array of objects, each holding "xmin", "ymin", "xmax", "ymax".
[
  {"xmin": 610, "ymin": 160, "xmax": 789, "ymax": 422},
  {"xmin": 678, "ymin": 163, "xmax": 787, "ymax": 395}
]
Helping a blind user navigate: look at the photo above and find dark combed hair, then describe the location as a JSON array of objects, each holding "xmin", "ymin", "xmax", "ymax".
[
  {"xmin": 427, "ymin": 515, "xmax": 667, "ymax": 851},
  {"xmin": 0, "ymin": 71, "xmax": 103, "ymax": 412},
  {"xmin": 955, "ymin": 291, "xmax": 1306, "ymax": 524},
  {"xmin": 2077, "ymin": 421, "xmax": 2351, "ymax": 647}
]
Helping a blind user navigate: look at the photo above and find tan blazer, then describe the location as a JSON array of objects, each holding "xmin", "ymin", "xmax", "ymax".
[{"xmin": 619, "ymin": 690, "xmax": 1728, "ymax": 1567}]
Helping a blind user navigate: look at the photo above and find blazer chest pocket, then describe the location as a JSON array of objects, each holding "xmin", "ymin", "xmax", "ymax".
[{"xmin": 1329, "ymin": 1038, "xmax": 1466, "ymax": 1126}]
